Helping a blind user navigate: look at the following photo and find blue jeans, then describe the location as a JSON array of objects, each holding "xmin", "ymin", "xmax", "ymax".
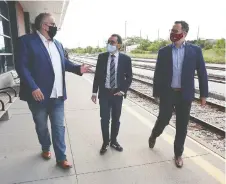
[{"xmin": 28, "ymin": 98, "xmax": 66, "ymax": 161}]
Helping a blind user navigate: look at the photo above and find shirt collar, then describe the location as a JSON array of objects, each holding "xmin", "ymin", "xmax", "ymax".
[
  {"xmin": 172, "ymin": 41, "xmax": 186, "ymax": 48},
  {"xmin": 37, "ymin": 30, "xmax": 51, "ymax": 43},
  {"xmin": 110, "ymin": 51, "xmax": 119, "ymax": 58}
]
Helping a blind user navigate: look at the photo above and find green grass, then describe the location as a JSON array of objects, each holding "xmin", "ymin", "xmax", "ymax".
[
  {"xmin": 128, "ymin": 53, "xmax": 158, "ymax": 59},
  {"xmin": 202, "ymin": 49, "xmax": 225, "ymax": 64},
  {"xmin": 128, "ymin": 49, "xmax": 225, "ymax": 64}
]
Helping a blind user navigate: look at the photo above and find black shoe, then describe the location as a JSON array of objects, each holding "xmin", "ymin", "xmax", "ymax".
[
  {"xmin": 100, "ymin": 144, "xmax": 109, "ymax": 155},
  {"xmin": 110, "ymin": 141, "xmax": 123, "ymax": 152},
  {"xmin": 148, "ymin": 134, "xmax": 156, "ymax": 148},
  {"xmin": 174, "ymin": 156, "xmax": 183, "ymax": 168}
]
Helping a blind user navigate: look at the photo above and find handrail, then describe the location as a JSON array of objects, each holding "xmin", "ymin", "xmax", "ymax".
[
  {"xmin": 0, "ymin": 91, "xmax": 12, "ymax": 103},
  {"xmin": 0, "ymin": 100, "xmax": 4, "ymax": 111},
  {"xmin": 0, "ymin": 86, "xmax": 18, "ymax": 112},
  {"xmin": 0, "ymin": 87, "xmax": 17, "ymax": 97}
]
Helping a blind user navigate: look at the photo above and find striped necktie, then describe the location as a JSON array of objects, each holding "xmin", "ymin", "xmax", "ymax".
[{"xmin": 110, "ymin": 55, "xmax": 116, "ymax": 88}]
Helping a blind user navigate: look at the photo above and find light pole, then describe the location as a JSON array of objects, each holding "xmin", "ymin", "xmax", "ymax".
[
  {"xmin": 197, "ymin": 26, "xmax": 200, "ymax": 40},
  {"xmin": 124, "ymin": 21, "xmax": 127, "ymax": 53},
  {"xmin": 158, "ymin": 29, "xmax": 159, "ymax": 41}
]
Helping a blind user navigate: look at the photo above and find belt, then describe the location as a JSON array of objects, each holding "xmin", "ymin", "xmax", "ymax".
[
  {"xmin": 51, "ymin": 96, "xmax": 63, "ymax": 99},
  {"xmin": 106, "ymin": 88, "xmax": 118, "ymax": 93},
  {"xmin": 172, "ymin": 88, "xmax": 181, "ymax": 91}
]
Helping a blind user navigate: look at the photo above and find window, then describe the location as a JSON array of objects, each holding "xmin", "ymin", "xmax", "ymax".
[
  {"xmin": 0, "ymin": 1, "xmax": 9, "ymax": 20},
  {"xmin": 0, "ymin": 1, "xmax": 13, "ymax": 74},
  {"xmin": 0, "ymin": 36, "xmax": 12, "ymax": 53},
  {"xmin": 0, "ymin": 16, "xmax": 10, "ymax": 36},
  {"xmin": 0, "ymin": 55, "xmax": 13, "ymax": 74}
]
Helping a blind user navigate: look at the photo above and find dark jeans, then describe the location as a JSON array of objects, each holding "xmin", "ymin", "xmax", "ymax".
[
  {"xmin": 99, "ymin": 90, "xmax": 123, "ymax": 145},
  {"xmin": 28, "ymin": 98, "xmax": 66, "ymax": 161},
  {"xmin": 151, "ymin": 90, "xmax": 191, "ymax": 156}
]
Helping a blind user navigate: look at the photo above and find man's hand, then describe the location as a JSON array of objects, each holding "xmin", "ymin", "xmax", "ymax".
[
  {"xmin": 32, "ymin": 88, "xmax": 44, "ymax": 101},
  {"xmin": 200, "ymin": 97, "xmax": 206, "ymax": 106},
  {"xmin": 80, "ymin": 64, "xmax": 92, "ymax": 74},
  {"xmin": 91, "ymin": 95, "xmax": 97, "ymax": 104},
  {"xmin": 114, "ymin": 92, "xmax": 123, "ymax": 96},
  {"xmin": 154, "ymin": 97, "xmax": 160, "ymax": 103}
]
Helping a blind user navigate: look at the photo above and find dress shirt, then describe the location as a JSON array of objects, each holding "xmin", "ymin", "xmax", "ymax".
[
  {"xmin": 171, "ymin": 42, "xmax": 185, "ymax": 88},
  {"xmin": 105, "ymin": 51, "xmax": 119, "ymax": 88},
  {"xmin": 92, "ymin": 51, "xmax": 124, "ymax": 96},
  {"xmin": 37, "ymin": 31, "xmax": 63, "ymax": 98}
]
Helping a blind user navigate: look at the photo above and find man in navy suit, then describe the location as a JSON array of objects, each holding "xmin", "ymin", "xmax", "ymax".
[
  {"xmin": 91, "ymin": 34, "xmax": 132, "ymax": 155},
  {"xmin": 15, "ymin": 13, "xmax": 91, "ymax": 169},
  {"xmin": 148, "ymin": 21, "xmax": 208, "ymax": 168}
]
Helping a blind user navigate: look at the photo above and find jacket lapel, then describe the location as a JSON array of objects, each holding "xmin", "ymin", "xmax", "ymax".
[
  {"xmin": 182, "ymin": 42, "xmax": 190, "ymax": 74},
  {"xmin": 34, "ymin": 33, "xmax": 53, "ymax": 69},
  {"xmin": 103, "ymin": 52, "xmax": 109, "ymax": 80},
  {"xmin": 168, "ymin": 44, "xmax": 173, "ymax": 77},
  {"xmin": 53, "ymin": 40, "xmax": 65, "ymax": 71},
  {"xmin": 117, "ymin": 53, "xmax": 122, "ymax": 82}
]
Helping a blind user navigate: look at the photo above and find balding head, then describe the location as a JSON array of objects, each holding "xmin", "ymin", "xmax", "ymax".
[{"xmin": 34, "ymin": 13, "xmax": 57, "ymax": 39}]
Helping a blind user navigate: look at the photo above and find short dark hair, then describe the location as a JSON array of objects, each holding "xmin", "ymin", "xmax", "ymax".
[
  {"xmin": 111, "ymin": 34, "xmax": 122, "ymax": 44},
  {"xmin": 34, "ymin": 13, "xmax": 51, "ymax": 30},
  {"xmin": 175, "ymin": 21, "xmax": 189, "ymax": 33}
]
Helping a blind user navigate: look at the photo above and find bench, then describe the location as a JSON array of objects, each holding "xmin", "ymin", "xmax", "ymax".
[{"xmin": 0, "ymin": 71, "xmax": 19, "ymax": 121}]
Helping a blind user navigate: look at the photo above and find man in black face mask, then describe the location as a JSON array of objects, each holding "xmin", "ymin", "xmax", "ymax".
[
  {"xmin": 148, "ymin": 21, "xmax": 208, "ymax": 168},
  {"xmin": 15, "ymin": 13, "xmax": 91, "ymax": 169}
]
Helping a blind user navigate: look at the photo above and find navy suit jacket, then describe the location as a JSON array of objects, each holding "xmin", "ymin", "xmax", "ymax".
[
  {"xmin": 153, "ymin": 43, "xmax": 208, "ymax": 102},
  {"xmin": 15, "ymin": 33, "xmax": 82, "ymax": 105},
  {"xmin": 92, "ymin": 52, "xmax": 132, "ymax": 98}
]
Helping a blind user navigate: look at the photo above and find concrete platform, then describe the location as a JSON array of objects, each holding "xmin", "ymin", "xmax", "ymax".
[{"xmin": 0, "ymin": 73, "xmax": 225, "ymax": 184}]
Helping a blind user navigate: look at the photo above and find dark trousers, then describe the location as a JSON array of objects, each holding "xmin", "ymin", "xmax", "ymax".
[
  {"xmin": 151, "ymin": 90, "xmax": 191, "ymax": 156},
  {"xmin": 99, "ymin": 89, "xmax": 123, "ymax": 145}
]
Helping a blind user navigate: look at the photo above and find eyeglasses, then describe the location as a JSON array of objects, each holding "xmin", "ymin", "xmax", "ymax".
[
  {"xmin": 170, "ymin": 29, "xmax": 179, "ymax": 33},
  {"xmin": 106, "ymin": 40, "xmax": 117, "ymax": 45},
  {"xmin": 43, "ymin": 22, "xmax": 56, "ymax": 27}
]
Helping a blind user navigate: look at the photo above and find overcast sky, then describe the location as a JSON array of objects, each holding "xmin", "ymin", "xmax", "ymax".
[{"xmin": 55, "ymin": 0, "xmax": 226, "ymax": 48}]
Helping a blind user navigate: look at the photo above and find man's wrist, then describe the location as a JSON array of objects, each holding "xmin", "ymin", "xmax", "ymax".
[
  {"xmin": 92, "ymin": 93, "xmax": 97, "ymax": 96},
  {"xmin": 120, "ymin": 91, "xmax": 125, "ymax": 95}
]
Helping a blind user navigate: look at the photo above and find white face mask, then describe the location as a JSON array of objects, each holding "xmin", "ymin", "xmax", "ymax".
[{"xmin": 107, "ymin": 44, "xmax": 117, "ymax": 53}]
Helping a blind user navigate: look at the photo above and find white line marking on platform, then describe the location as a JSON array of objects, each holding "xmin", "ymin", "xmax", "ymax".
[
  {"xmin": 124, "ymin": 104, "xmax": 225, "ymax": 184},
  {"xmin": 83, "ymin": 75, "xmax": 225, "ymax": 184}
]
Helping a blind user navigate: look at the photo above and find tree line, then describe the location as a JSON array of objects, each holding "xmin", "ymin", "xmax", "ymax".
[{"xmin": 66, "ymin": 37, "xmax": 225, "ymax": 55}]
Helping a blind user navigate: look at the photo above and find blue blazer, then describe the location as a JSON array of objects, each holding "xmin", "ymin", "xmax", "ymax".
[
  {"xmin": 15, "ymin": 33, "xmax": 82, "ymax": 104},
  {"xmin": 92, "ymin": 52, "xmax": 133, "ymax": 98},
  {"xmin": 153, "ymin": 43, "xmax": 208, "ymax": 102}
]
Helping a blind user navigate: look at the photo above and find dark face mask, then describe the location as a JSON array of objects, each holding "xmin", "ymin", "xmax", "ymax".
[
  {"xmin": 170, "ymin": 32, "xmax": 183, "ymax": 42},
  {"xmin": 47, "ymin": 26, "xmax": 57, "ymax": 39}
]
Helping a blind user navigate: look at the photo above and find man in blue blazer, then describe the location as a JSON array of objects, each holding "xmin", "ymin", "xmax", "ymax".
[
  {"xmin": 148, "ymin": 21, "xmax": 208, "ymax": 168},
  {"xmin": 15, "ymin": 13, "xmax": 90, "ymax": 169},
  {"xmin": 91, "ymin": 34, "xmax": 132, "ymax": 155}
]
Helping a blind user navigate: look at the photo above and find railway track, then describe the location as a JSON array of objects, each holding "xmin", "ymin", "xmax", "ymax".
[
  {"xmin": 75, "ymin": 56, "xmax": 225, "ymax": 71},
  {"xmin": 73, "ymin": 58, "xmax": 225, "ymax": 138},
  {"xmin": 132, "ymin": 64, "xmax": 225, "ymax": 84},
  {"xmin": 72, "ymin": 58, "xmax": 225, "ymax": 101},
  {"xmin": 132, "ymin": 77, "xmax": 225, "ymax": 112},
  {"xmin": 130, "ymin": 57, "xmax": 225, "ymax": 71},
  {"xmin": 129, "ymin": 83, "xmax": 225, "ymax": 138},
  {"xmin": 73, "ymin": 57, "xmax": 225, "ymax": 83}
]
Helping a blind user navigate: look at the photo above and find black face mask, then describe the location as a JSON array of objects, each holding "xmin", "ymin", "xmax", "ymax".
[{"xmin": 47, "ymin": 26, "xmax": 57, "ymax": 39}]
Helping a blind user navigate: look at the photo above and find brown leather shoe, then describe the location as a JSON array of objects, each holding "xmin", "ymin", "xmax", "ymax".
[
  {"xmin": 57, "ymin": 160, "xmax": 72, "ymax": 169},
  {"xmin": 175, "ymin": 156, "xmax": 183, "ymax": 168},
  {"xmin": 41, "ymin": 151, "xmax": 51, "ymax": 160}
]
